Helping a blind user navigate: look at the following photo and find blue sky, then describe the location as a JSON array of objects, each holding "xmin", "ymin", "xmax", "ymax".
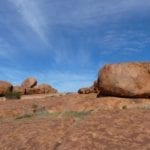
[{"xmin": 0, "ymin": 0, "xmax": 150, "ymax": 92}]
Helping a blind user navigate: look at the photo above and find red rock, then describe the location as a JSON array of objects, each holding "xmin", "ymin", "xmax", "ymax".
[
  {"xmin": 98, "ymin": 62, "xmax": 150, "ymax": 98},
  {"xmin": 0, "ymin": 81, "xmax": 13, "ymax": 96},
  {"xmin": 38, "ymin": 84, "xmax": 57, "ymax": 94},
  {"xmin": 13, "ymin": 86, "xmax": 25, "ymax": 95},
  {"xmin": 26, "ymin": 84, "xmax": 57, "ymax": 95},
  {"xmin": 78, "ymin": 88, "xmax": 93, "ymax": 94},
  {"xmin": 21, "ymin": 77, "xmax": 37, "ymax": 88},
  {"xmin": 78, "ymin": 81, "xmax": 99, "ymax": 94}
]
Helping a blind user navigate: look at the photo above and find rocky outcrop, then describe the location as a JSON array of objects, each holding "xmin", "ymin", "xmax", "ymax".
[
  {"xmin": 21, "ymin": 77, "xmax": 37, "ymax": 88},
  {"xmin": 0, "ymin": 81, "xmax": 13, "ymax": 96},
  {"xmin": 78, "ymin": 87, "xmax": 94, "ymax": 94},
  {"xmin": 0, "ymin": 77, "xmax": 58, "ymax": 97},
  {"xmin": 26, "ymin": 84, "xmax": 57, "ymax": 95},
  {"xmin": 13, "ymin": 86, "xmax": 25, "ymax": 95},
  {"xmin": 97, "ymin": 62, "xmax": 150, "ymax": 98},
  {"xmin": 78, "ymin": 81, "xmax": 99, "ymax": 94},
  {"xmin": 38, "ymin": 84, "xmax": 57, "ymax": 93}
]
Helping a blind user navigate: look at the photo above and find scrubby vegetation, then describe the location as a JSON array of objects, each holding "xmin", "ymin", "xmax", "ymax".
[
  {"xmin": 5, "ymin": 91, "xmax": 21, "ymax": 100},
  {"xmin": 122, "ymin": 105, "xmax": 127, "ymax": 110},
  {"xmin": 15, "ymin": 103, "xmax": 92, "ymax": 121},
  {"xmin": 15, "ymin": 114, "xmax": 33, "ymax": 120}
]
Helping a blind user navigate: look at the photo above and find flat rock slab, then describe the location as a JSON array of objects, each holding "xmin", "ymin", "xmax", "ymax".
[
  {"xmin": 0, "ymin": 94, "xmax": 150, "ymax": 150},
  {"xmin": 58, "ymin": 109, "xmax": 150, "ymax": 150},
  {"xmin": 0, "ymin": 93, "xmax": 150, "ymax": 118}
]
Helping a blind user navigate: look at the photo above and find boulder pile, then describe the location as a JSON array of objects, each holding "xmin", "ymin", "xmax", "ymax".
[
  {"xmin": 79, "ymin": 62, "xmax": 150, "ymax": 98},
  {"xmin": 25, "ymin": 84, "xmax": 57, "ymax": 95},
  {"xmin": 0, "ymin": 77, "xmax": 57, "ymax": 97},
  {"xmin": 78, "ymin": 80, "xmax": 99, "ymax": 94}
]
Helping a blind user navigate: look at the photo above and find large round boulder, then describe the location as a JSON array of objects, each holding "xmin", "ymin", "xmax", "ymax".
[
  {"xmin": 98, "ymin": 62, "xmax": 150, "ymax": 98},
  {"xmin": 21, "ymin": 77, "xmax": 37, "ymax": 88},
  {"xmin": 0, "ymin": 81, "xmax": 13, "ymax": 96}
]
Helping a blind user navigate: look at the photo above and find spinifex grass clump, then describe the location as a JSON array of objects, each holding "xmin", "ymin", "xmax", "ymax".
[
  {"xmin": 15, "ymin": 114, "xmax": 33, "ymax": 120},
  {"xmin": 5, "ymin": 91, "xmax": 21, "ymax": 100}
]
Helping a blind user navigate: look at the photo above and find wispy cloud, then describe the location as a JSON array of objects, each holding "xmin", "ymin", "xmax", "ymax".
[
  {"xmin": 0, "ymin": 0, "xmax": 150, "ymax": 92},
  {"xmin": 37, "ymin": 0, "xmax": 150, "ymax": 27},
  {"xmin": 94, "ymin": 30, "xmax": 150, "ymax": 55},
  {"xmin": 7, "ymin": 0, "xmax": 150, "ymax": 62},
  {"xmin": 9, "ymin": 0, "xmax": 49, "ymax": 45}
]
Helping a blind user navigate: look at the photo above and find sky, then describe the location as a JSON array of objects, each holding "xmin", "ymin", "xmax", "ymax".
[{"xmin": 0, "ymin": 0, "xmax": 150, "ymax": 92}]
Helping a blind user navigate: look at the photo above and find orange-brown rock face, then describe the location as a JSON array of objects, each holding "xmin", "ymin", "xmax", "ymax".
[
  {"xmin": 78, "ymin": 87, "xmax": 93, "ymax": 94},
  {"xmin": 38, "ymin": 84, "xmax": 57, "ymax": 93},
  {"xmin": 13, "ymin": 86, "xmax": 26, "ymax": 95},
  {"xmin": 0, "ymin": 81, "xmax": 13, "ymax": 96},
  {"xmin": 78, "ymin": 81, "xmax": 99, "ymax": 94},
  {"xmin": 98, "ymin": 62, "xmax": 150, "ymax": 98},
  {"xmin": 26, "ymin": 84, "xmax": 57, "ymax": 95},
  {"xmin": 21, "ymin": 77, "xmax": 37, "ymax": 88}
]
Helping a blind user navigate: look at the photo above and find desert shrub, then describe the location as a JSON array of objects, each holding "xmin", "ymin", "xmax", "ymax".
[
  {"xmin": 15, "ymin": 114, "xmax": 33, "ymax": 120},
  {"xmin": 122, "ymin": 105, "xmax": 127, "ymax": 110},
  {"xmin": 63, "ymin": 111, "xmax": 91, "ymax": 119},
  {"xmin": 5, "ymin": 91, "xmax": 21, "ymax": 100},
  {"xmin": 32, "ymin": 104, "xmax": 38, "ymax": 113},
  {"xmin": 31, "ymin": 104, "xmax": 46, "ymax": 114}
]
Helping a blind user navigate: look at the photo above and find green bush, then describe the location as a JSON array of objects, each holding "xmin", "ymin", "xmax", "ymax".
[{"xmin": 5, "ymin": 91, "xmax": 21, "ymax": 100}]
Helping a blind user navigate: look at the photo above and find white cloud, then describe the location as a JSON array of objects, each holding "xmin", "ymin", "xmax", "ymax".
[
  {"xmin": 10, "ymin": 0, "xmax": 49, "ymax": 45},
  {"xmin": 7, "ymin": 0, "xmax": 150, "ymax": 63}
]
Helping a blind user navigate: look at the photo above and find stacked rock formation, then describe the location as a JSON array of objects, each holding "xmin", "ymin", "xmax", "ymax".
[
  {"xmin": 25, "ymin": 84, "xmax": 57, "ymax": 95},
  {"xmin": 21, "ymin": 77, "xmax": 57, "ymax": 95},
  {"xmin": 0, "ymin": 77, "xmax": 57, "ymax": 97},
  {"xmin": 78, "ymin": 80, "xmax": 99, "ymax": 94}
]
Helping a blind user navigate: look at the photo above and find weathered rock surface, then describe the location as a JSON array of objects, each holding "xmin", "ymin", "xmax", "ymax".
[
  {"xmin": 57, "ymin": 109, "xmax": 150, "ymax": 150},
  {"xmin": 98, "ymin": 62, "xmax": 150, "ymax": 98},
  {"xmin": 21, "ymin": 77, "xmax": 37, "ymax": 88},
  {"xmin": 13, "ymin": 86, "xmax": 25, "ymax": 95},
  {"xmin": 78, "ymin": 87, "xmax": 93, "ymax": 94},
  {"xmin": 26, "ymin": 84, "xmax": 57, "ymax": 95},
  {"xmin": 38, "ymin": 84, "xmax": 57, "ymax": 93},
  {"xmin": 78, "ymin": 81, "xmax": 99, "ymax": 94},
  {"xmin": 0, "ymin": 93, "xmax": 150, "ymax": 150},
  {"xmin": 0, "ymin": 81, "xmax": 13, "ymax": 96}
]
